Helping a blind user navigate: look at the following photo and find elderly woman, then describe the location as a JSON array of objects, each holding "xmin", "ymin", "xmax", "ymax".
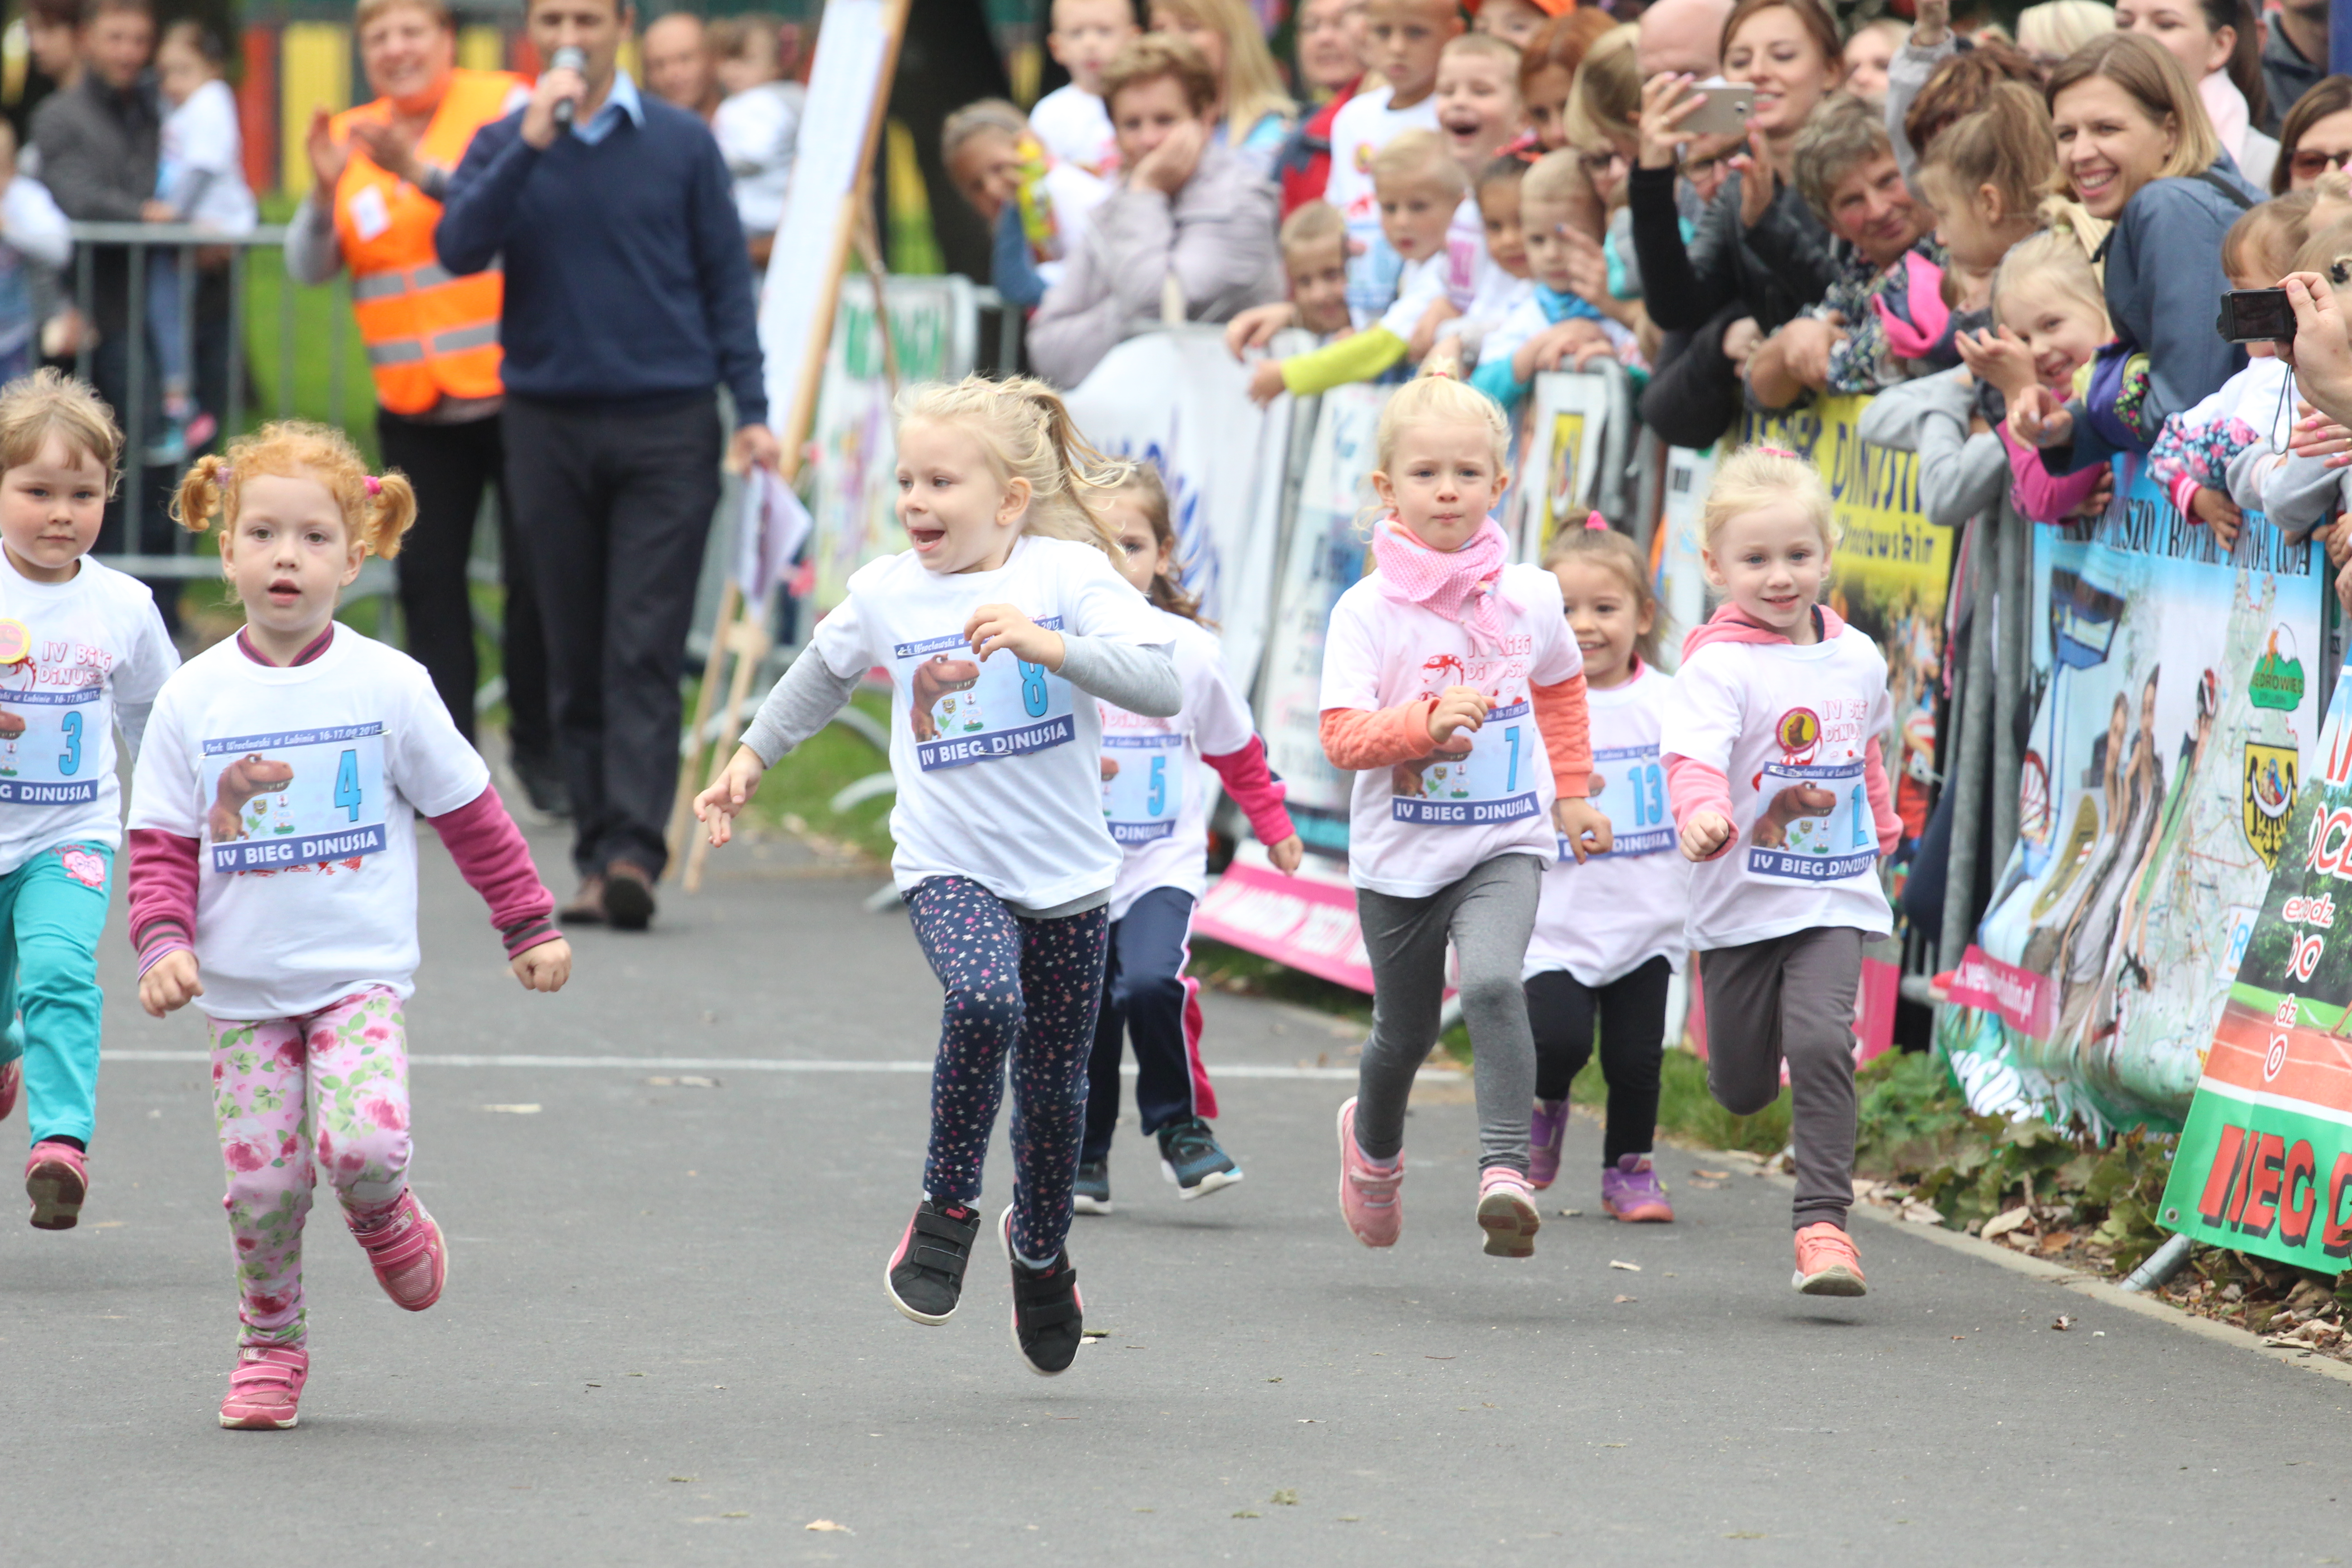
[
  {"xmin": 284, "ymin": 0, "xmax": 561, "ymax": 813},
  {"xmin": 1029, "ymin": 34, "xmax": 1284, "ymax": 388}
]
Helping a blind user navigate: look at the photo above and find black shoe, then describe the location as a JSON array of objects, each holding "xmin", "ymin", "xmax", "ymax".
[
  {"xmin": 885, "ymin": 1199, "xmax": 980, "ymax": 1325},
  {"xmin": 998, "ymin": 1205, "xmax": 1083, "ymax": 1375},
  {"xmin": 1157, "ymin": 1116, "xmax": 1243, "ymax": 1200},
  {"xmin": 510, "ymin": 747, "xmax": 571, "ymax": 818},
  {"xmin": 1073, "ymin": 1160, "xmax": 1112, "ymax": 1215},
  {"xmin": 603, "ymin": 860, "xmax": 656, "ymax": 931}
]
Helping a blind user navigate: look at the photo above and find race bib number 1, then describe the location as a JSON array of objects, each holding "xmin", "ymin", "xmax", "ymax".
[
  {"xmin": 1102, "ymin": 730, "xmax": 1183, "ymax": 844},
  {"xmin": 899, "ymin": 619, "xmax": 1077, "ymax": 772},
  {"xmin": 201, "ymin": 724, "xmax": 388, "ymax": 873},
  {"xmin": 1582, "ymin": 741, "xmax": 1671, "ymax": 858},
  {"xmin": 0, "ymin": 687, "xmax": 101, "ymax": 805},
  {"xmin": 1392, "ymin": 700, "xmax": 1541, "ymax": 827},
  {"xmin": 1746, "ymin": 759, "xmax": 1874, "ymax": 882}
]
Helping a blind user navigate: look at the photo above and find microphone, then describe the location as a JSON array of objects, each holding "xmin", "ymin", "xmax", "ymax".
[{"xmin": 550, "ymin": 46, "xmax": 586, "ymax": 128}]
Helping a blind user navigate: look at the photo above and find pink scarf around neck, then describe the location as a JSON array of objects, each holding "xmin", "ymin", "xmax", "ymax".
[{"xmin": 1371, "ymin": 514, "xmax": 1515, "ymax": 653}]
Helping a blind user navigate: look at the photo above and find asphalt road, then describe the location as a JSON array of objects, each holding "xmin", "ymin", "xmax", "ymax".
[{"xmin": 4, "ymin": 825, "xmax": 2346, "ymax": 1566}]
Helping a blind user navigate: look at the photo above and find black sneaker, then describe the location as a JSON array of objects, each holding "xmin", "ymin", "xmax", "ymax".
[
  {"xmin": 1157, "ymin": 1116, "xmax": 1243, "ymax": 1200},
  {"xmin": 885, "ymin": 1199, "xmax": 979, "ymax": 1325},
  {"xmin": 998, "ymin": 1205, "xmax": 1083, "ymax": 1376},
  {"xmin": 1073, "ymin": 1160, "xmax": 1113, "ymax": 1215}
]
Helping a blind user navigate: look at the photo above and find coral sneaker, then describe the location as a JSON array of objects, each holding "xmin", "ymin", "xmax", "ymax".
[
  {"xmin": 1601, "ymin": 1155, "xmax": 1675, "ymax": 1222},
  {"xmin": 1792, "ymin": 1221, "xmax": 1867, "ymax": 1296},
  {"xmin": 348, "ymin": 1191, "xmax": 447, "ymax": 1311},
  {"xmin": 1476, "ymin": 1167, "xmax": 1541, "ymax": 1258},
  {"xmin": 25, "ymin": 1139, "xmax": 86, "ymax": 1230},
  {"xmin": 1529, "ymin": 1098, "xmax": 1567, "ymax": 1190},
  {"xmin": 219, "ymin": 1345, "xmax": 310, "ymax": 1430},
  {"xmin": 0, "ymin": 1057, "xmax": 18, "ymax": 1123},
  {"xmin": 1335, "ymin": 1097, "xmax": 1403, "ymax": 1247}
]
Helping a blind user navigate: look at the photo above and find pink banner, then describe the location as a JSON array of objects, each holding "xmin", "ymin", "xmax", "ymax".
[
  {"xmin": 1193, "ymin": 860, "xmax": 1375, "ymax": 995},
  {"xmin": 1946, "ymin": 944, "xmax": 2053, "ymax": 1040}
]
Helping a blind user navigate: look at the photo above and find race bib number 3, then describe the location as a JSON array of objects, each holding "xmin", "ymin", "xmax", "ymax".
[
  {"xmin": 1746, "ymin": 759, "xmax": 1874, "ymax": 882},
  {"xmin": 1391, "ymin": 700, "xmax": 1541, "ymax": 827},
  {"xmin": 1583, "ymin": 741, "xmax": 1671, "ymax": 858},
  {"xmin": 201, "ymin": 724, "xmax": 387, "ymax": 873},
  {"xmin": 1102, "ymin": 731, "xmax": 1183, "ymax": 845},
  {"xmin": 899, "ymin": 621, "xmax": 1076, "ymax": 772},
  {"xmin": 0, "ymin": 687, "xmax": 101, "ymax": 805}
]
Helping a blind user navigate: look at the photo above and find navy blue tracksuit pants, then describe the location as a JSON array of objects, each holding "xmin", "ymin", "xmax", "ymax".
[{"xmin": 1083, "ymin": 887, "xmax": 1217, "ymax": 1162}]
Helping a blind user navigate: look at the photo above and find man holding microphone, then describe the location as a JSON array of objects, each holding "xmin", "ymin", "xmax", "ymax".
[{"xmin": 437, "ymin": 0, "xmax": 776, "ymax": 931}]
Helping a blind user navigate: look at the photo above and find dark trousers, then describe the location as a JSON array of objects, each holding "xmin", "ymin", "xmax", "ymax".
[
  {"xmin": 376, "ymin": 409, "xmax": 552, "ymax": 757},
  {"xmin": 502, "ymin": 392, "xmax": 721, "ymax": 878},
  {"xmin": 1525, "ymin": 957, "xmax": 1671, "ymax": 1166},
  {"xmin": 1083, "ymin": 887, "xmax": 1214, "ymax": 1162},
  {"xmin": 1697, "ymin": 927, "xmax": 1864, "ymax": 1231}
]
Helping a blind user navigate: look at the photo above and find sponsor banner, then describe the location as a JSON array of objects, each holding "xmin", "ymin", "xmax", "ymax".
[
  {"xmin": 1946, "ymin": 945, "xmax": 2055, "ymax": 1039},
  {"xmin": 1192, "ymin": 846, "xmax": 1376, "ymax": 995}
]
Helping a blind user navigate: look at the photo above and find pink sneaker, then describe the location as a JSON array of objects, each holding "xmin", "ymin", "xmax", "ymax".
[
  {"xmin": 25, "ymin": 1139, "xmax": 86, "ymax": 1230},
  {"xmin": 0, "ymin": 1058, "xmax": 18, "ymax": 1122},
  {"xmin": 1601, "ymin": 1154, "xmax": 1675, "ymax": 1222},
  {"xmin": 348, "ymin": 1191, "xmax": 447, "ymax": 1311},
  {"xmin": 1476, "ymin": 1167, "xmax": 1541, "ymax": 1258},
  {"xmin": 1529, "ymin": 1098, "xmax": 1567, "ymax": 1189},
  {"xmin": 219, "ymin": 1345, "xmax": 309, "ymax": 1430},
  {"xmin": 1335, "ymin": 1097, "xmax": 1403, "ymax": 1247},
  {"xmin": 1793, "ymin": 1221, "xmax": 1867, "ymax": 1296}
]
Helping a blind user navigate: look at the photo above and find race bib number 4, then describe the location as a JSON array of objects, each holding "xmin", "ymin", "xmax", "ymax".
[
  {"xmin": 1102, "ymin": 730, "xmax": 1183, "ymax": 845},
  {"xmin": 1391, "ymin": 700, "xmax": 1541, "ymax": 827},
  {"xmin": 899, "ymin": 620, "xmax": 1076, "ymax": 772},
  {"xmin": 0, "ymin": 687, "xmax": 101, "ymax": 805},
  {"xmin": 201, "ymin": 724, "xmax": 387, "ymax": 873},
  {"xmin": 1583, "ymin": 741, "xmax": 1671, "ymax": 858},
  {"xmin": 1746, "ymin": 759, "xmax": 1874, "ymax": 882}
]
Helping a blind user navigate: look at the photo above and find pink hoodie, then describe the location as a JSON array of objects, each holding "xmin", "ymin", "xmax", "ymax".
[{"xmin": 1662, "ymin": 604, "xmax": 1903, "ymax": 862}]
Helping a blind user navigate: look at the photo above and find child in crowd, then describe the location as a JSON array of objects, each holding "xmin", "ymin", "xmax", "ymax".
[
  {"xmin": 0, "ymin": 372, "xmax": 176, "ymax": 1231},
  {"xmin": 1841, "ymin": 18, "xmax": 1906, "ymax": 106},
  {"xmin": 128, "ymin": 421, "xmax": 569, "ymax": 1428},
  {"xmin": 1319, "ymin": 372, "xmax": 1609, "ymax": 1259},
  {"xmin": 1475, "ymin": 0, "xmax": 1560, "ymax": 53},
  {"xmin": 1660, "ymin": 446, "xmax": 1900, "ymax": 1297},
  {"xmin": 149, "ymin": 22, "xmax": 255, "ymax": 461},
  {"xmin": 1248, "ymin": 132, "xmax": 1468, "ymax": 401},
  {"xmin": 943, "ymin": 100, "xmax": 1083, "ymax": 310},
  {"xmin": 696, "ymin": 376, "xmax": 1179, "ymax": 1377},
  {"xmin": 1958, "ymin": 228, "xmax": 2122, "ymax": 523},
  {"xmin": 1077, "ymin": 466, "xmax": 1302, "ymax": 1215},
  {"xmin": 1524, "ymin": 521, "xmax": 1685, "ymax": 1221},
  {"xmin": 1443, "ymin": 152, "xmax": 1536, "ymax": 366},
  {"xmin": 1470, "ymin": 150, "xmax": 1637, "ymax": 416},
  {"xmin": 1327, "ymin": 0, "xmax": 1464, "ymax": 324},
  {"xmin": 1033, "ymin": 0, "xmax": 1135, "ymax": 178},
  {"xmin": 710, "ymin": 15, "xmax": 806, "ymax": 260},
  {"xmin": 0, "ymin": 124, "xmax": 71, "ymax": 383},
  {"xmin": 1433, "ymin": 34, "xmax": 1531, "ymax": 345},
  {"xmin": 1279, "ymin": 200, "xmax": 1357, "ymax": 339}
]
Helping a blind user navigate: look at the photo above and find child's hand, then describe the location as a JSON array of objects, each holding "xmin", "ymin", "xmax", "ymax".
[
  {"xmin": 1554, "ymin": 797, "xmax": 1613, "ymax": 863},
  {"xmin": 1267, "ymin": 834, "xmax": 1305, "ymax": 874},
  {"xmin": 2005, "ymin": 386, "xmax": 2073, "ymax": 448},
  {"xmin": 2189, "ymin": 484, "xmax": 2243, "ymax": 547},
  {"xmin": 1720, "ymin": 315, "xmax": 1762, "ymax": 366},
  {"xmin": 1680, "ymin": 808, "xmax": 1734, "ymax": 862},
  {"xmin": 1247, "ymin": 358, "xmax": 1289, "ymax": 406},
  {"xmin": 1572, "ymin": 338, "xmax": 1619, "ymax": 372},
  {"xmin": 1531, "ymin": 319, "xmax": 1607, "ymax": 372},
  {"xmin": 1426, "ymin": 685, "xmax": 1490, "ymax": 746},
  {"xmin": 139, "ymin": 949, "xmax": 203, "ymax": 1018},
  {"xmin": 965, "ymin": 603, "xmax": 1065, "ymax": 667},
  {"xmin": 2071, "ymin": 470, "xmax": 2114, "ymax": 519},
  {"xmin": 1955, "ymin": 325, "xmax": 2036, "ymax": 402},
  {"xmin": 1227, "ymin": 302, "xmax": 1298, "ymax": 358},
  {"xmin": 1406, "ymin": 296, "xmax": 1461, "ymax": 363},
  {"xmin": 692, "ymin": 745, "xmax": 769, "ymax": 848},
  {"xmin": 511, "ymin": 936, "xmax": 572, "ymax": 993},
  {"xmin": 2293, "ymin": 399, "xmax": 2352, "ymax": 466}
]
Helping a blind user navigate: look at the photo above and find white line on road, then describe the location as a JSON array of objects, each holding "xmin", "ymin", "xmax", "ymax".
[{"xmin": 100, "ymin": 1050, "xmax": 1430, "ymax": 1082}]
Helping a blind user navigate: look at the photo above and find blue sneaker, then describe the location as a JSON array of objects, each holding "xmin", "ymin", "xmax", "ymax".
[
  {"xmin": 1156, "ymin": 1117, "xmax": 1242, "ymax": 1200},
  {"xmin": 1073, "ymin": 1160, "xmax": 1112, "ymax": 1215}
]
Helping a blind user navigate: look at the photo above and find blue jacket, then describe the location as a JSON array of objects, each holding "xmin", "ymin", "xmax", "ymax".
[{"xmin": 435, "ymin": 89, "xmax": 767, "ymax": 422}]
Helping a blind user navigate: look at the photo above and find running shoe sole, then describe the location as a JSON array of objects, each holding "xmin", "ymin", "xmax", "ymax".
[
  {"xmin": 1793, "ymin": 1264, "xmax": 1868, "ymax": 1297},
  {"xmin": 1604, "ymin": 1198, "xmax": 1676, "ymax": 1223},
  {"xmin": 998, "ymin": 1205, "xmax": 1083, "ymax": 1378},
  {"xmin": 1162, "ymin": 1161, "xmax": 1243, "ymax": 1201},
  {"xmin": 1072, "ymin": 1192, "xmax": 1114, "ymax": 1215},
  {"xmin": 1476, "ymin": 1185, "xmax": 1541, "ymax": 1259},
  {"xmin": 26, "ymin": 1154, "xmax": 84, "ymax": 1231},
  {"xmin": 219, "ymin": 1407, "xmax": 299, "ymax": 1431}
]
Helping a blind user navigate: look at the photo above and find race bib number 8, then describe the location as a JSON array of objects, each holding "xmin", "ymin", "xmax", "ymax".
[
  {"xmin": 898, "ymin": 620, "xmax": 1077, "ymax": 772},
  {"xmin": 1584, "ymin": 741, "xmax": 1671, "ymax": 858},
  {"xmin": 1102, "ymin": 730, "xmax": 1183, "ymax": 845},
  {"xmin": 1392, "ymin": 700, "xmax": 1541, "ymax": 827},
  {"xmin": 0, "ymin": 687, "xmax": 102, "ymax": 805},
  {"xmin": 201, "ymin": 724, "xmax": 388, "ymax": 873},
  {"xmin": 1746, "ymin": 759, "xmax": 1874, "ymax": 882}
]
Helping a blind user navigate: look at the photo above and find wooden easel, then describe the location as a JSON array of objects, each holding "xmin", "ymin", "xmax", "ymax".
[{"xmin": 665, "ymin": 0, "xmax": 910, "ymax": 890}]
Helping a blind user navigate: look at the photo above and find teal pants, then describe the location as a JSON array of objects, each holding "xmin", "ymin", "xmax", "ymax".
[{"xmin": 0, "ymin": 843, "xmax": 113, "ymax": 1148}]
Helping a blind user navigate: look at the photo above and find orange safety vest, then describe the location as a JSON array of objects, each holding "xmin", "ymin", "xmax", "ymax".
[{"xmin": 331, "ymin": 69, "xmax": 523, "ymax": 416}]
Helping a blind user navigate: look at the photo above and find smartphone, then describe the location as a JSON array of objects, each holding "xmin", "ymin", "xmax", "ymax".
[
  {"xmin": 1679, "ymin": 79, "xmax": 1757, "ymax": 138},
  {"xmin": 2217, "ymin": 287, "xmax": 2293, "ymax": 343}
]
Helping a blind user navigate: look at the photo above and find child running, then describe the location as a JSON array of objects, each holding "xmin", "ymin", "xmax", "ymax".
[
  {"xmin": 1658, "ymin": 446, "xmax": 1900, "ymax": 1297},
  {"xmin": 126, "ymin": 422, "xmax": 571, "ymax": 1429},
  {"xmin": 695, "ymin": 375, "xmax": 1179, "ymax": 1376},
  {"xmin": 0, "ymin": 371, "xmax": 177, "ymax": 1230},
  {"xmin": 1077, "ymin": 465, "xmax": 1302, "ymax": 1215},
  {"xmin": 1320, "ymin": 371, "xmax": 1608, "ymax": 1258},
  {"xmin": 1523, "ymin": 520, "xmax": 1686, "ymax": 1221}
]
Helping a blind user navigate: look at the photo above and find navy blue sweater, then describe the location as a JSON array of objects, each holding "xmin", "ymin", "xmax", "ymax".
[{"xmin": 435, "ymin": 99, "xmax": 767, "ymax": 423}]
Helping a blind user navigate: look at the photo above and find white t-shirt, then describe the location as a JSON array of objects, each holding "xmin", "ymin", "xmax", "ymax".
[
  {"xmin": 125, "ymin": 630, "xmax": 491, "ymax": 1020},
  {"xmin": 158, "ymin": 78, "xmax": 256, "ymax": 232},
  {"xmin": 1657, "ymin": 627, "xmax": 1895, "ymax": 950},
  {"xmin": 712, "ymin": 80, "xmax": 804, "ymax": 236},
  {"xmin": 1324, "ymin": 85, "xmax": 1440, "ymax": 328},
  {"xmin": 811, "ymin": 534, "xmax": 1170, "ymax": 910},
  {"xmin": 1318, "ymin": 562, "xmax": 1582, "ymax": 897},
  {"xmin": 1101, "ymin": 609, "xmax": 1257, "ymax": 921},
  {"xmin": 1377, "ymin": 252, "xmax": 1451, "ymax": 342},
  {"xmin": 1029, "ymin": 83, "xmax": 1119, "ymax": 178},
  {"xmin": 0, "ymin": 554, "xmax": 176, "ymax": 876},
  {"xmin": 1524, "ymin": 661, "xmax": 1690, "ymax": 985}
]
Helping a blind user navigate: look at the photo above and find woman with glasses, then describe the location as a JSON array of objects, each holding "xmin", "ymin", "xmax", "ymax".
[{"xmin": 2272, "ymin": 74, "xmax": 2352, "ymax": 193}]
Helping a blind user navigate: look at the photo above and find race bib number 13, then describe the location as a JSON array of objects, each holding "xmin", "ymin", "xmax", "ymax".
[
  {"xmin": 201, "ymin": 724, "xmax": 388, "ymax": 873},
  {"xmin": 1584, "ymin": 741, "xmax": 1671, "ymax": 858}
]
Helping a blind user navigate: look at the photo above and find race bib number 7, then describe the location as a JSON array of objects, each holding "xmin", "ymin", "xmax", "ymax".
[
  {"xmin": 1746, "ymin": 759, "xmax": 1874, "ymax": 882},
  {"xmin": 201, "ymin": 724, "xmax": 387, "ymax": 873},
  {"xmin": 0, "ymin": 687, "xmax": 102, "ymax": 805},
  {"xmin": 1391, "ymin": 700, "xmax": 1541, "ymax": 827},
  {"xmin": 898, "ymin": 619, "xmax": 1076, "ymax": 772}
]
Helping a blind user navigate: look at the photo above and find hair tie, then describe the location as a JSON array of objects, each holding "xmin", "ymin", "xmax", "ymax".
[
  {"xmin": 1426, "ymin": 368, "xmax": 1455, "ymax": 380},
  {"xmin": 364, "ymin": 475, "xmax": 382, "ymax": 497},
  {"xmin": 216, "ymin": 465, "xmax": 233, "ymax": 482},
  {"xmin": 1584, "ymin": 510, "xmax": 1608, "ymax": 531},
  {"xmin": 1755, "ymin": 445, "xmax": 1802, "ymax": 461}
]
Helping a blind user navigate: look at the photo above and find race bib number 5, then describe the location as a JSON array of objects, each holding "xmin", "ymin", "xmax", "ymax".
[
  {"xmin": 1391, "ymin": 699, "xmax": 1541, "ymax": 827},
  {"xmin": 201, "ymin": 724, "xmax": 387, "ymax": 873},
  {"xmin": 1746, "ymin": 759, "xmax": 1874, "ymax": 882},
  {"xmin": 1102, "ymin": 730, "xmax": 1183, "ymax": 844},
  {"xmin": 0, "ymin": 687, "xmax": 102, "ymax": 805},
  {"xmin": 899, "ymin": 620, "xmax": 1076, "ymax": 772}
]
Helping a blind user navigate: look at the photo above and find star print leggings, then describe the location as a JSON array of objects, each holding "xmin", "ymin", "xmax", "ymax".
[
  {"xmin": 905, "ymin": 877, "xmax": 1111, "ymax": 1264},
  {"xmin": 207, "ymin": 987, "xmax": 412, "ymax": 1348}
]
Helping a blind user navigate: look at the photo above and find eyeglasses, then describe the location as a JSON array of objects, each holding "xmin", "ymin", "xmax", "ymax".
[
  {"xmin": 1679, "ymin": 152, "xmax": 1726, "ymax": 181},
  {"xmin": 1578, "ymin": 149, "xmax": 1628, "ymax": 178},
  {"xmin": 2290, "ymin": 147, "xmax": 2352, "ymax": 179}
]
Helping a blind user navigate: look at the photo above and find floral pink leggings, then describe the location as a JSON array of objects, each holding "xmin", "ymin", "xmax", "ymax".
[{"xmin": 208, "ymin": 987, "xmax": 411, "ymax": 1348}]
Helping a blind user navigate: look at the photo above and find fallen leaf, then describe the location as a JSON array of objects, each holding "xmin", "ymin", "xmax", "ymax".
[
  {"xmin": 479, "ymin": 1103, "xmax": 541, "ymax": 1114},
  {"xmin": 721, "ymin": 1512, "xmax": 749, "ymax": 1519},
  {"xmin": 669, "ymin": 1475, "xmax": 696, "ymax": 1483},
  {"xmin": 1725, "ymin": 1531, "xmax": 1766, "ymax": 1539},
  {"xmin": 1297, "ymin": 1418, "xmax": 1323, "ymax": 1423},
  {"xmin": 1424, "ymin": 1354, "xmax": 1455, "ymax": 1360},
  {"xmin": 1081, "ymin": 1330, "xmax": 1108, "ymax": 1340},
  {"xmin": 1609, "ymin": 1260, "xmax": 1642, "ymax": 1272},
  {"xmin": 1233, "ymin": 1509, "xmax": 1263, "ymax": 1519},
  {"xmin": 1266, "ymin": 1376, "xmax": 1283, "ymax": 1382},
  {"xmin": 1688, "ymin": 1179, "xmax": 1725, "ymax": 1189},
  {"xmin": 1951, "ymin": 1334, "xmax": 1966, "ymax": 1341},
  {"xmin": 1338, "ymin": 1515, "xmax": 1361, "ymax": 1522},
  {"xmin": 1694, "ymin": 1169, "xmax": 1730, "ymax": 1180},
  {"xmin": 1271, "ymin": 1489, "xmax": 1298, "ymax": 1505},
  {"xmin": 2037, "ymin": 1230, "xmax": 2077, "ymax": 1255},
  {"xmin": 2052, "ymin": 1315, "xmax": 2076, "ymax": 1332},
  {"xmin": 1557, "ymin": 1208, "xmax": 1583, "ymax": 1217},
  {"xmin": 1613, "ymin": 1294, "xmax": 1638, "ymax": 1303},
  {"xmin": 1980, "ymin": 1207, "xmax": 2033, "ymax": 1242},
  {"xmin": 805, "ymin": 1520, "xmax": 852, "ymax": 1533}
]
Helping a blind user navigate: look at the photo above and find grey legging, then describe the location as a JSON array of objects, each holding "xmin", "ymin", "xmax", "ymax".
[{"xmin": 1351, "ymin": 854, "xmax": 1544, "ymax": 1173}]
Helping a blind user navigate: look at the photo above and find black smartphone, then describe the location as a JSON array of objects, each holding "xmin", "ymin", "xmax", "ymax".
[{"xmin": 2217, "ymin": 287, "xmax": 2294, "ymax": 343}]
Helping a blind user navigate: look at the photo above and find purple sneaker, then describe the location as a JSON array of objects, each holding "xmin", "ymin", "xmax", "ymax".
[
  {"xmin": 1600, "ymin": 1154, "xmax": 1674, "ymax": 1223},
  {"xmin": 1529, "ymin": 1099, "xmax": 1567, "ymax": 1190}
]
